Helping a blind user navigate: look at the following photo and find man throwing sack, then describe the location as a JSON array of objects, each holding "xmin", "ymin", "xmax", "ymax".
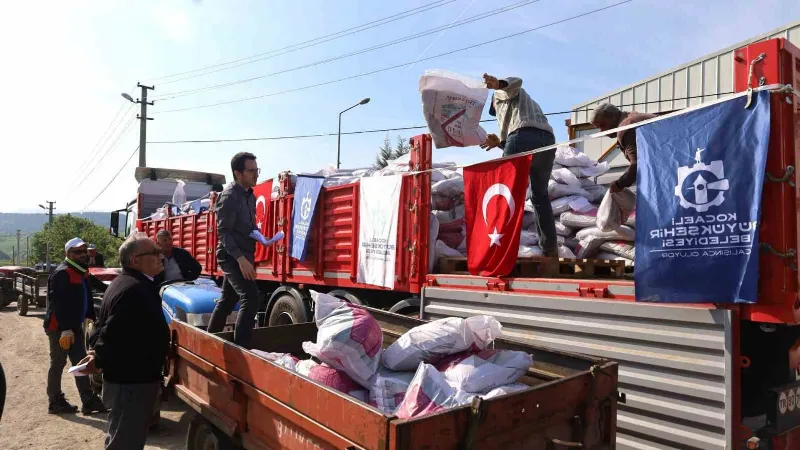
[
  {"xmin": 480, "ymin": 74, "xmax": 558, "ymax": 257},
  {"xmin": 44, "ymin": 237, "xmax": 106, "ymax": 415}
]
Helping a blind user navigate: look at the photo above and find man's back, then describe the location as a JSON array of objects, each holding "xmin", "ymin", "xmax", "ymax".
[{"xmin": 93, "ymin": 270, "xmax": 168, "ymax": 384}]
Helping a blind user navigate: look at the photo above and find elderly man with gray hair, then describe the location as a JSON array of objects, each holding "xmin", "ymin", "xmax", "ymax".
[
  {"xmin": 82, "ymin": 234, "xmax": 168, "ymax": 450},
  {"xmin": 591, "ymin": 104, "xmax": 655, "ymax": 193}
]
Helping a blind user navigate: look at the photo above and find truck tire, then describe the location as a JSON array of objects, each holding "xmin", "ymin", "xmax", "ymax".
[
  {"xmin": 17, "ymin": 295, "xmax": 27, "ymax": 316},
  {"xmin": 268, "ymin": 293, "xmax": 310, "ymax": 326},
  {"xmin": 186, "ymin": 414, "xmax": 236, "ymax": 450},
  {"xmin": 388, "ymin": 298, "xmax": 420, "ymax": 318},
  {"xmin": 328, "ymin": 289, "xmax": 363, "ymax": 306}
]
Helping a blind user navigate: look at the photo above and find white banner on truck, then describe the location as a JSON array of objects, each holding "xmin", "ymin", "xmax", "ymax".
[{"xmin": 357, "ymin": 175, "xmax": 402, "ymax": 289}]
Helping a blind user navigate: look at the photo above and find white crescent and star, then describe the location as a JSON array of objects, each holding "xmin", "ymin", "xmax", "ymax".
[
  {"xmin": 481, "ymin": 183, "xmax": 516, "ymax": 247},
  {"xmin": 255, "ymin": 195, "xmax": 266, "ymax": 229}
]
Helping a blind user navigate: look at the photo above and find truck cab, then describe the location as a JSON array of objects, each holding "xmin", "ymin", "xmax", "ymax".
[{"xmin": 107, "ymin": 167, "xmax": 238, "ymax": 329}]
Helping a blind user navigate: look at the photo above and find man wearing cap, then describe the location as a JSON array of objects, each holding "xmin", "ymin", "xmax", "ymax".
[
  {"xmin": 87, "ymin": 244, "xmax": 105, "ymax": 268},
  {"xmin": 44, "ymin": 237, "xmax": 106, "ymax": 414}
]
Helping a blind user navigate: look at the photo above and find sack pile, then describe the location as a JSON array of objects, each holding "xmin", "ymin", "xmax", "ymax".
[
  {"xmin": 265, "ymin": 298, "xmax": 533, "ymax": 418},
  {"xmin": 549, "ymin": 146, "xmax": 636, "ymax": 267}
]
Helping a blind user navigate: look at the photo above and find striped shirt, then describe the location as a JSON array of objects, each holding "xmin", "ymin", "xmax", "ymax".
[{"xmin": 490, "ymin": 77, "xmax": 553, "ymax": 142}]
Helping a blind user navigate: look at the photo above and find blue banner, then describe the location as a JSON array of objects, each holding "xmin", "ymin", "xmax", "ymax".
[
  {"xmin": 291, "ymin": 176, "xmax": 325, "ymax": 261},
  {"xmin": 635, "ymin": 91, "xmax": 771, "ymax": 303}
]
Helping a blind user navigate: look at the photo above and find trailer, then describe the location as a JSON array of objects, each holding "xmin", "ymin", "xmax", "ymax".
[
  {"xmin": 115, "ymin": 37, "xmax": 800, "ymax": 448},
  {"xmin": 11, "ymin": 269, "xmax": 47, "ymax": 316},
  {"xmin": 168, "ymin": 306, "xmax": 618, "ymax": 450}
]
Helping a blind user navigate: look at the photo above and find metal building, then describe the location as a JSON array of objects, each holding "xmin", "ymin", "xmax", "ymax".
[{"xmin": 568, "ymin": 20, "xmax": 800, "ymax": 185}]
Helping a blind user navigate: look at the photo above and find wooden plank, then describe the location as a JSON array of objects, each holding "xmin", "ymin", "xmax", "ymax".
[{"xmin": 437, "ymin": 256, "xmax": 626, "ymax": 279}]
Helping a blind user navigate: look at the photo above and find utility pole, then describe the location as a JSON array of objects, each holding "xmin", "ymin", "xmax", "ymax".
[
  {"xmin": 40, "ymin": 201, "xmax": 56, "ymax": 272},
  {"xmin": 16, "ymin": 230, "xmax": 21, "ymax": 265},
  {"xmin": 26, "ymin": 235, "xmax": 30, "ymax": 266},
  {"xmin": 136, "ymin": 83, "xmax": 154, "ymax": 167}
]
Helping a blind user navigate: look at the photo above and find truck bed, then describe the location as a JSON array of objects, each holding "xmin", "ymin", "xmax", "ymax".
[{"xmin": 168, "ymin": 308, "xmax": 618, "ymax": 450}]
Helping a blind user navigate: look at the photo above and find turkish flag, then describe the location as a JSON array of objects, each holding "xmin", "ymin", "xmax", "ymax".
[
  {"xmin": 253, "ymin": 180, "xmax": 273, "ymax": 263},
  {"xmin": 464, "ymin": 154, "xmax": 532, "ymax": 277}
]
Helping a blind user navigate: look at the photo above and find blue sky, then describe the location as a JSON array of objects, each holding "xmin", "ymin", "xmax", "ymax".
[{"xmin": 1, "ymin": 0, "xmax": 798, "ymax": 213}]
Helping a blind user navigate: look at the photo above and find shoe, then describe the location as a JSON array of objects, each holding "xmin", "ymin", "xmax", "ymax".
[
  {"xmin": 48, "ymin": 395, "xmax": 78, "ymax": 414},
  {"xmin": 81, "ymin": 395, "xmax": 108, "ymax": 415}
]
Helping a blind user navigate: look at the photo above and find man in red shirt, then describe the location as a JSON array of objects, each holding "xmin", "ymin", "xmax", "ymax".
[{"xmin": 591, "ymin": 104, "xmax": 656, "ymax": 192}]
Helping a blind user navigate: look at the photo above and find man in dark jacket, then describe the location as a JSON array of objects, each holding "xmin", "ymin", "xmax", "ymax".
[
  {"xmin": 44, "ymin": 237, "xmax": 106, "ymax": 415},
  {"xmin": 87, "ymin": 244, "xmax": 105, "ymax": 268},
  {"xmin": 154, "ymin": 230, "xmax": 201, "ymax": 284},
  {"xmin": 591, "ymin": 104, "xmax": 656, "ymax": 193},
  {"xmin": 82, "ymin": 235, "xmax": 168, "ymax": 450},
  {"xmin": 207, "ymin": 152, "xmax": 261, "ymax": 348}
]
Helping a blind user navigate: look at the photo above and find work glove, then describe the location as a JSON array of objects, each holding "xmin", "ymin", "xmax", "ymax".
[{"xmin": 59, "ymin": 330, "xmax": 75, "ymax": 351}]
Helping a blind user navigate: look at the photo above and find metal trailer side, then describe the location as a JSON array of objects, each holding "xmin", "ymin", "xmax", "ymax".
[
  {"xmin": 167, "ymin": 308, "xmax": 619, "ymax": 450},
  {"xmin": 421, "ymin": 286, "xmax": 735, "ymax": 450}
]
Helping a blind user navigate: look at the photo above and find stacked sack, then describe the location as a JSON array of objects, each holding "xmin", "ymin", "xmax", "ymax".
[
  {"xmin": 550, "ymin": 146, "xmax": 636, "ymax": 267},
  {"xmin": 253, "ymin": 294, "xmax": 534, "ymax": 419}
]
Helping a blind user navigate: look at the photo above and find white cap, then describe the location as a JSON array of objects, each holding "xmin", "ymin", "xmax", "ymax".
[{"xmin": 64, "ymin": 237, "xmax": 86, "ymax": 252}]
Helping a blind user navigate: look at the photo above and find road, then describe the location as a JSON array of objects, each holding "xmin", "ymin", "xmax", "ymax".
[{"xmin": 0, "ymin": 303, "xmax": 190, "ymax": 450}]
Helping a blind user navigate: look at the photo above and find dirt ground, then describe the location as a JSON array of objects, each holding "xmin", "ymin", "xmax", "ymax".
[{"xmin": 0, "ymin": 303, "xmax": 191, "ymax": 450}]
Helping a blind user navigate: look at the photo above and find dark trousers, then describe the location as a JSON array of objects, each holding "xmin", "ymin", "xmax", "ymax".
[
  {"xmin": 207, "ymin": 259, "xmax": 260, "ymax": 348},
  {"xmin": 102, "ymin": 381, "xmax": 160, "ymax": 450},
  {"xmin": 46, "ymin": 329, "xmax": 93, "ymax": 405},
  {"xmin": 503, "ymin": 127, "xmax": 558, "ymax": 256}
]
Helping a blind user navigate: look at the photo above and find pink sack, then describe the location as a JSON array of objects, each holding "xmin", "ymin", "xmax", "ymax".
[
  {"xmin": 296, "ymin": 360, "xmax": 368, "ymax": 402},
  {"xmin": 394, "ymin": 363, "xmax": 474, "ymax": 419},
  {"xmin": 302, "ymin": 291, "xmax": 383, "ymax": 387}
]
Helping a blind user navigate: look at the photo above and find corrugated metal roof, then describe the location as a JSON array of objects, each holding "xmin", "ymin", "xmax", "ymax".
[{"xmin": 570, "ymin": 19, "xmax": 800, "ymax": 127}]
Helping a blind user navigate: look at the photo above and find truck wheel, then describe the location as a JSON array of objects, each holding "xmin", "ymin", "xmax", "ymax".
[
  {"xmin": 268, "ymin": 294, "xmax": 309, "ymax": 326},
  {"xmin": 328, "ymin": 289, "xmax": 363, "ymax": 306},
  {"xmin": 186, "ymin": 414, "xmax": 235, "ymax": 450},
  {"xmin": 17, "ymin": 295, "xmax": 27, "ymax": 316}
]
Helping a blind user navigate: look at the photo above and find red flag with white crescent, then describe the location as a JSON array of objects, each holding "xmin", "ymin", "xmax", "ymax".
[
  {"xmin": 253, "ymin": 180, "xmax": 273, "ymax": 263},
  {"xmin": 464, "ymin": 154, "xmax": 532, "ymax": 276}
]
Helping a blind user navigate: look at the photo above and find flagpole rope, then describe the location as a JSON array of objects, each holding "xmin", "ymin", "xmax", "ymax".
[{"xmin": 402, "ymin": 83, "xmax": 793, "ymax": 176}]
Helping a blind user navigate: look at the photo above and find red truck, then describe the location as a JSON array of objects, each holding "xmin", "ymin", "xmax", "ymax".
[{"xmin": 114, "ymin": 38, "xmax": 800, "ymax": 448}]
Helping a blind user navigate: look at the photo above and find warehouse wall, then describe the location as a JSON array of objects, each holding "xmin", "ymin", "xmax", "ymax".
[{"xmin": 568, "ymin": 20, "xmax": 800, "ymax": 183}]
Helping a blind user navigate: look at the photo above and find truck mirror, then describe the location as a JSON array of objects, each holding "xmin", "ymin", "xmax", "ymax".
[{"xmin": 110, "ymin": 211, "xmax": 120, "ymax": 237}]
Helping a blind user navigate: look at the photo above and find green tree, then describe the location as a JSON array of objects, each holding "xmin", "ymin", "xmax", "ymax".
[
  {"xmin": 31, "ymin": 214, "xmax": 121, "ymax": 268},
  {"xmin": 374, "ymin": 134, "xmax": 394, "ymax": 169},
  {"xmin": 392, "ymin": 135, "xmax": 410, "ymax": 160}
]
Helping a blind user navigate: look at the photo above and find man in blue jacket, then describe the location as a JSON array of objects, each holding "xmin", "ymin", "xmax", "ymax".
[{"xmin": 44, "ymin": 237, "xmax": 106, "ymax": 415}]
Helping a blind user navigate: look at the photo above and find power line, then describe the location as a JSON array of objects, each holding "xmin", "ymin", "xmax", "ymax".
[
  {"xmin": 154, "ymin": 0, "xmax": 539, "ymax": 100},
  {"xmin": 156, "ymin": 0, "xmax": 633, "ymax": 114},
  {"xmin": 81, "ymin": 146, "xmax": 139, "ymax": 212},
  {"xmin": 65, "ymin": 99, "xmax": 136, "ymax": 191},
  {"xmin": 147, "ymin": 0, "xmax": 457, "ymax": 85},
  {"xmin": 67, "ymin": 114, "xmax": 137, "ymax": 199},
  {"xmin": 147, "ymin": 92, "xmax": 731, "ymax": 144}
]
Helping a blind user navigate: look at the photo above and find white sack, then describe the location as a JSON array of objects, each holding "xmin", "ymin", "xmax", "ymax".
[
  {"xmin": 597, "ymin": 188, "xmax": 636, "ymax": 232},
  {"xmin": 519, "ymin": 245, "xmax": 544, "ymax": 258},
  {"xmin": 420, "ymin": 70, "xmax": 488, "ymax": 148},
  {"xmin": 522, "ymin": 210, "xmax": 538, "ymax": 229},
  {"xmin": 555, "ymin": 221, "xmax": 573, "ymax": 237},
  {"xmin": 583, "ymin": 184, "xmax": 608, "ymax": 203},
  {"xmin": 436, "ymin": 349, "xmax": 533, "ymax": 393},
  {"xmin": 382, "ymin": 316, "xmax": 503, "ymax": 371},
  {"xmin": 302, "ymin": 291, "xmax": 383, "ymax": 387},
  {"xmin": 519, "ymin": 230, "xmax": 539, "ymax": 246},
  {"xmin": 369, "ymin": 367, "xmax": 415, "ymax": 415},
  {"xmin": 555, "ymin": 145, "xmax": 594, "ymax": 167},
  {"xmin": 568, "ymin": 162, "xmax": 610, "ymax": 178},
  {"xmin": 599, "ymin": 241, "xmax": 635, "ymax": 260},
  {"xmin": 596, "ymin": 251, "xmax": 635, "ymax": 267},
  {"xmin": 482, "ymin": 383, "xmax": 529, "ymax": 399},
  {"xmin": 576, "ymin": 226, "xmax": 635, "ymax": 242},
  {"xmin": 551, "ymin": 168, "xmax": 582, "ymax": 187},
  {"xmin": 560, "ymin": 209, "xmax": 599, "ymax": 229},
  {"xmin": 548, "ymin": 180, "xmax": 590, "ymax": 200},
  {"xmin": 558, "ymin": 244, "xmax": 576, "ymax": 259},
  {"xmin": 251, "ymin": 351, "xmax": 299, "ymax": 372},
  {"xmin": 431, "ymin": 178, "xmax": 465, "ymax": 198},
  {"xmin": 394, "ymin": 363, "xmax": 475, "ymax": 419},
  {"xmin": 435, "ymin": 240, "xmax": 463, "ymax": 258}
]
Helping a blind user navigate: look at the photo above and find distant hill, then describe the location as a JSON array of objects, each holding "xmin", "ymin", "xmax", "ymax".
[{"xmin": 0, "ymin": 212, "xmax": 110, "ymax": 234}]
